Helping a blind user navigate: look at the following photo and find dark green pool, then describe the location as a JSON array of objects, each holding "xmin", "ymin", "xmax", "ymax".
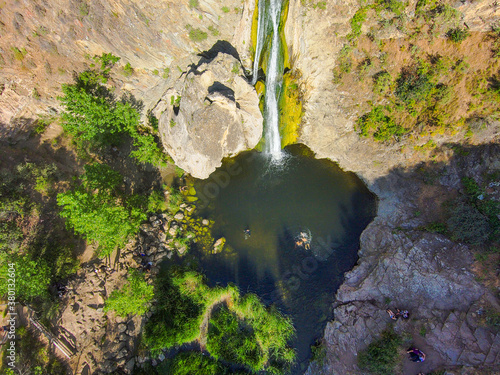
[{"xmin": 192, "ymin": 144, "xmax": 377, "ymax": 373}]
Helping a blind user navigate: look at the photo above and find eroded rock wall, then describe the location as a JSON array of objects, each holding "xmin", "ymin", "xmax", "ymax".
[
  {"xmin": 0, "ymin": 0, "xmax": 255, "ymax": 134},
  {"xmin": 152, "ymin": 52, "xmax": 263, "ymax": 178}
]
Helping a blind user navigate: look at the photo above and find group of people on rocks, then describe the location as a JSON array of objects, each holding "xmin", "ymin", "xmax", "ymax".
[{"xmin": 386, "ymin": 308, "xmax": 428, "ymax": 367}]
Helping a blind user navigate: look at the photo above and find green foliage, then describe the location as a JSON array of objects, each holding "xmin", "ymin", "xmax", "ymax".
[
  {"xmin": 79, "ymin": 2, "xmax": 90, "ymax": 16},
  {"xmin": 222, "ymin": 6, "xmax": 230, "ymax": 13},
  {"xmin": 447, "ymin": 201, "xmax": 490, "ymax": 245},
  {"xmin": 356, "ymin": 106, "xmax": 407, "ymax": 141},
  {"xmin": 395, "ymin": 67, "xmax": 434, "ymax": 105},
  {"xmin": 358, "ymin": 329, "xmax": 402, "ymax": 375},
  {"xmin": 373, "ymin": 71, "xmax": 392, "ymax": 95},
  {"xmin": 208, "ymin": 25, "xmax": 220, "ymax": 37},
  {"xmin": 158, "ymin": 352, "xmax": 228, "ymax": 375},
  {"xmin": 207, "ymin": 306, "xmax": 264, "ymax": 371},
  {"xmin": 104, "ymin": 270, "xmax": 154, "ymax": 316},
  {"xmin": 162, "ymin": 68, "xmax": 170, "ymax": 79},
  {"xmin": 375, "ymin": 0, "xmax": 406, "ymax": 15},
  {"xmin": 14, "ymin": 255, "xmax": 51, "ymax": 301},
  {"xmin": 189, "ymin": 0, "xmax": 199, "ymax": 8},
  {"xmin": 189, "ymin": 28, "xmax": 208, "ymax": 42},
  {"xmin": 144, "ymin": 269, "xmax": 295, "ymax": 373},
  {"xmin": 333, "ymin": 44, "xmax": 353, "ymax": 81},
  {"xmin": 58, "ymin": 78, "xmax": 139, "ymax": 149},
  {"xmin": 122, "ymin": 62, "xmax": 134, "ymax": 77},
  {"xmin": 347, "ymin": 8, "xmax": 367, "ymax": 43},
  {"xmin": 11, "ymin": 47, "xmax": 27, "ymax": 61},
  {"xmin": 425, "ymin": 221, "xmax": 447, "ymax": 234},
  {"xmin": 144, "ymin": 270, "xmax": 235, "ymax": 350},
  {"xmin": 59, "ymin": 61, "xmax": 167, "ymax": 166},
  {"xmin": 446, "ymin": 27, "xmax": 469, "ymax": 43},
  {"xmin": 57, "ymin": 163, "xmax": 147, "ymax": 257},
  {"xmin": 0, "ymin": 326, "xmax": 66, "ymax": 375}
]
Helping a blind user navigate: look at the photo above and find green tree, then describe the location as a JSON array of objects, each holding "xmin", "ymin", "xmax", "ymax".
[
  {"xmin": 57, "ymin": 163, "xmax": 147, "ymax": 257},
  {"xmin": 104, "ymin": 270, "xmax": 154, "ymax": 316},
  {"xmin": 157, "ymin": 352, "xmax": 228, "ymax": 375},
  {"xmin": 358, "ymin": 329, "xmax": 402, "ymax": 375}
]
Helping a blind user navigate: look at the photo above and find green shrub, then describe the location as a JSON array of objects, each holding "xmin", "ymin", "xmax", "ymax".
[
  {"xmin": 358, "ymin": 329, "xmax": 402, "ymax": 375},
  {"xmin": 122, "ymin": 62, "xmax": 134, "ymax": 77},
  {"xmin": 58, "ymin": 77, "xmax": 140, "ymax": 149},
  {"xmin": 357, "ymin": 106, "xmax": 407, "ymax": 141},
  {"xmin": 158, "ymin": 352, "xmax": 227, "ymax": 375},
  {"xmin": 144, "ymin": 269, "xmax": 294, "ymax": 373},
  {"xmin": 189, "ymin": 0, "xmax": 199, "ymax": 8},
  {"xmin": 425, "ymin": 221, "xmax": 447, "ymax": 234},
  {"xmin": 11, "ymin": 47, "xmax": 27, "ymax": 61},
  {"xmin": 347, "ymin": 8, "xmax": 367, "ymax": 43},
  {"xmin": 222, "ymin": 6, "xmax": 230, "ymax": 13},
  {"xmin": 395, "ymin": 67, "xmax": 434, "ymax": 105},
  {"xmin": 189, "ymin": 28, "xmax": 208, "ymax": 42},
  {"xmin": 375, "ymin": 0, "xmax": 406, "ymax": 15},
  {"xmin": 447, "ymin": 201, "xmax": 490, "ymax": 245},
  {"xmin": 447, "ymin": 27, "xmax": 469, "ymax": 43},
  {"xmin": 104, "ymin": 270, "xmax": 154, "ymax": 316},
  {"xmin": 207, "ymin": 306, "xmax": 264, "ymax": 371},
  {"xmin": 373, "ymin": 71, "xmax": 392, "ymax": 95},
  {"xmin": 208, "ymin": 25, "xmax": 220, "ymax": 37},
  {"xmin": 57, "ymin": 163, "xmax": 147, "ymax": 257}
]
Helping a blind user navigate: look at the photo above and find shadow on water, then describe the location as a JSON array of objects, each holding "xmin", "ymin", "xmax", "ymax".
[{"xmin": 186, "ymin": 143, "xmax": 377, "ymax": 374}]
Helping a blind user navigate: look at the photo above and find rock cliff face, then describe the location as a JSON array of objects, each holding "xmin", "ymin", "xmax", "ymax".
[
  {"xmin": 284, "ymin": 1, "xmax": 500, "ymax": 373},
  {"xmin": 152, "ymin": 51, "xmax": 263, "ymax": 179},
  {"xmin": 0, "ymin": 0, "xmax": 254, "ymax": 135}
]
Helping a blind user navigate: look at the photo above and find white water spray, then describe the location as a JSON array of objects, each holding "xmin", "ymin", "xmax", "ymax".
[{"xmin": 252, "ymin": 0, "xmax": 284, "ymax": 161}]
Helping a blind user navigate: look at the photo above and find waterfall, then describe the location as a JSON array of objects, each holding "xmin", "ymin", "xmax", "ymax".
[
  {"xmin": 251, "ymin": 0, "xmax": 266, "ymax": 86},
  {"xmin": 252, "ymin": 0, "xmax": 284, "ymax": 161}
]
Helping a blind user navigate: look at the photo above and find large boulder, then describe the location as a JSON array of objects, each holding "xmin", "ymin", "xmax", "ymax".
[{"xmin": 152, "ymin": 51, "xmax": 263, "ymax": 179}]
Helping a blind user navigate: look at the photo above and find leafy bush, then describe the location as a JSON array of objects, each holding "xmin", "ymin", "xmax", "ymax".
[
  {"xmin": 358, "ymin": 329, "xmax": 402, "ymax": 375},
  {"xmin": 447, "ymin": 27, "xmax": 469, "ymax": 43},
  {"xmin": 189, "ymin": 28, "xmax": 208, "ymax": 42},
  {"xmin": 356, "ymin": 106, "xmax": 407, "ymax": 141},
  {"xmin": 59, "ymin": 61, "xmax": 168, "ymax": 166},
  {"xmin": 447, "ymin": 201, "xmax": 490, "ymax": 245},
  {"xmin": 158, "ymin": 352, "xmax": 227, "ymax": 375},
  {"xmin": 122, "ymin": 62, "xmax": 134, "ymax": 77},
  {"xmin": 57, "ymin": 163, "xmax": 147, "ymax": 257},
  {"xmin": 207, "ymin": 306, "xmax": 264, "ymax": 371},
  {"xmin": 347, "ymin": 8, "xmax": 367, "ymax": 43},
  {"xmin": 104, "ymin": 270, "xmax": 154, "ymax": 316},
  {"xmin": 395, "ymin": 67, "xmax": 434, "ymax": 105},
  {"xmin": 58, "ymin": 76, "xmax": 140, "ymax": 149},
  {"xmin": 425, "ymin": 221, "xmax": 447, "ymax": 234},
  {"xmin": 373, "ymin": 71, "xmax": 392, "ymax": 95},
  {"xmin": 375, "ymin": 0, "xmax": 406, "ymax": 15}
]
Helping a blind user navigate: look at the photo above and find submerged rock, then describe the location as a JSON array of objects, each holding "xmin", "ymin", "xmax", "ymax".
[{"xmin": 153, "ymin": 51, "xmax": 263, "ymax": 179}]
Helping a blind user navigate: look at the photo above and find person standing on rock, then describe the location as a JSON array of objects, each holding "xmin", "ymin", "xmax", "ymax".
[{"xmin": 407, "ymin": 348, "xmax": 426, "ymax": 362}]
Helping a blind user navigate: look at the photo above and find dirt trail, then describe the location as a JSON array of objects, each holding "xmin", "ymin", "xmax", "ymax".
[{"xmin": 198, "ymin": 293, "xmax": 233, "ymax": 350}]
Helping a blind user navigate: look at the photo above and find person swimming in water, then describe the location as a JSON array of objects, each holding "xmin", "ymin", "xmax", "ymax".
[
  {"xmin": 295, "ymin": 231, "xmax": 311, "ymax": 249},
  {"xmin": 244, "ymin": 226, "xmax": 251, "ymax": 239}
]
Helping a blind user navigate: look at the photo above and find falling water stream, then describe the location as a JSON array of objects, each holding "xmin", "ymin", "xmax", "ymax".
[{"xmin": 252, "ymin": 0, "xmax": 284, "ymax": 160}]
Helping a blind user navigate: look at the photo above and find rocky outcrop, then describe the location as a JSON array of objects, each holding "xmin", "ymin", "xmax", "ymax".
[
  {"xmin": 0, "ymin": 0, "xmax": 255, "ymax": 136},
  {"xmin": 152, "ymin": 51, "xmax": 263, "ymax": 179},
  {"xmin": 305, "ymin": 143, "xmax": 500, "ymax": 374}
]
